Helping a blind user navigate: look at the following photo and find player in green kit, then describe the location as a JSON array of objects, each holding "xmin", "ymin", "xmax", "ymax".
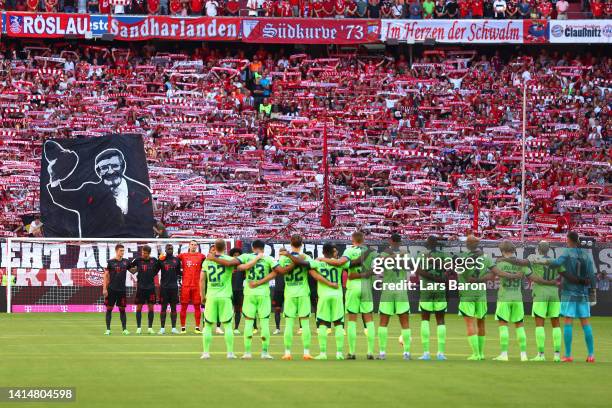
[
  {"xmin": 377, "ymin": 233, "xmax": 412, "ymax": 360},
  {"xmin": 276, "ymin": 235, "xmax": 316, "ymax": 360},
  {"xmin": 416, "ymin": 236, "xmax": 451, "ymax": 361},
  {"xmin": 492, "ymin": 241, "xmax": 529, "ymax": 362},
  {"xmin": 318, "ymin": 231, "xmax": 374, "ymax": 359},
  {"xmin": 457, "ymin": 235, "xmax": 498, "ymax": 361},
  {"xmin": 199, "ymin": 240, "xmax": 261, "ymax": 359},
  {"xmin": 282, "ymin": 243, "xmax": 345, "ymax": 360},
  {"xmin": 527, "ymin": 241, "xmax": 562, "ymax": 362}
]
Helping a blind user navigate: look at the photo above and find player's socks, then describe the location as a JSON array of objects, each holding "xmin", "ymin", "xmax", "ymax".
[
  {"xmin": 179, "ymin": 304, "xmax": 188, "ymax": 328},
  {"xmin": 377, "ymin": 326, "xmax": 388, "ymax": 354},
  {"xmin": 148, "ymin": 310, "xmax": 154, "ymax": 329},
  {"xmin": 420, "ymin": 321, "xmax": 430, "ymax": 353},
  {"xmin": 119, "ymin": 310, "xmax": 127, "ymax": 331},
  {"xmin": 105, "ymin": 310, "xmax": 112, "ymax": 330},
  {"xmin": 244, "ymin": 319, "xmax": 254, "ymax": 355},
  {"xmin": 160, "ymin": 311, "xmax": 167, "ymax": 329},
  {"xmin": 437, "ymin": 325, "xmax": 447, "ymax": 354},
  {"xmin": 467, "ymin": 335, "xmax": 479, "ymax": 359},
  {"xmin": 335, "ymin": 325, "xmax": 344, "ymax": 354},
  {"xmin": 535, "ymin": 326, "xmax": 545, "ymax": 354},
  {"xmin": 194, "ymin": 307, "xmax": 202, "ymax": 330},
  {"xmin": 301, "ymin": 320, "xmax": 312, "ymax": 353},
  {"xmin": 274, "ymin": 310, "xmax": 281, "ymax": 331},
  {"xmin": 170, "ymin": 306, "xmax": 177, "ymax": 328},
  {"xmin": 202, "ymin": 324, "xmax": 213, "ymax": 354},
  {"xmin": 347, "ymin": 320, "xmax": 357, "ymax": 356},
  {"xmin": 582, "ymin": 324, "xmax": 594, "ymax": 357},
  {"xmin": 365, "ymin": 321, "xmax": 375, "ymax": 356},
  {"xmin": 401, "ymin": 329, "xmax": 411, "ymax": 354},
  {"xmin": 516, "ymin": 326, "xmax": 527, "ymax": 356},
  {"xmin": 563, "ymin": 323, "xmax": 573, "ymax": 358},
  {"xmin": 284, "ymin": 317, "xmax": 295, "ymax": 353},
  {"xmin": 136, "ymin": 310, "xmax": 142, "ymax": 330},
  {"xmin": 477, "ymin": 335, "xmax": 485, "ymax": 359},
  {"xmin": 223, "ymin": 323, "xmax": 234, "ymax": 354},
  {"xmin": 499, "ymin": 325, "xmax": 509, "ymax": 353},
  {"xmin": 234, "ymin": 310, "xmax": 241, "ymax": 331},
  {"xmin": 318, "ymin": 325, "xmax": 328, "ymax": 355},
  {"xmin": 261, "ymin": 318, "xmax": 271, "ymax": 353},
  {"xmin": 552, "ymin": 326, "xmax": 562, "ymax": 355}
]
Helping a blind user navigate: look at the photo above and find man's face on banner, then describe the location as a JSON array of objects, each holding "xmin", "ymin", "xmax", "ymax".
[{"xmin": 97, "ymin": 155, "xmax": 124, "ymax": 188}]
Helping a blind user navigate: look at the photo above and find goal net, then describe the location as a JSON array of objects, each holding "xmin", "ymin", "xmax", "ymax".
[{"xmin": 1, "ymin": 238, "xmax": 232, "ymax": 313}]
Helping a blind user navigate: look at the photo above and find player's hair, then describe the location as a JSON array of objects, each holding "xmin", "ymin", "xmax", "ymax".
[
  {"xmin": 215, "ymin": 239, "xmax": 226, "ymax": 252},
  {"xmin": 165, "ymin": 244, "xmax": 174, "ymax": 250},
  {"xmin": 290, "ymin": 234, "xmax": 303, "ymax": 248},
  {"xmin": 352, "ymin": 231, "xmax": 364, "ymax": 244},
  {"xmin": 229, "ymin": 248, "xmax": 242, "ymax": 257},
  {"xmin": 115, "ymin": 244, "xmax": 124, "ymax": 251},
  {"xmin": 537, "ymin": 241, "xmax": 550, "ymax": 255},
  {"xmin": 322, "ymin": 243, "xmax": 335, "ymax": 258},
  {"xmin": 390, "ymin": 233, "xmax": 401, "ymax": 243},
  {"xmin": 425, "ymin": 235, "xmax": 438, "ymax": 248},
  {"xmin": 142, "ymin": 245, "xmax": 151, "ymax": 254},
  {"xmin": 567, "ymin": 231, "xmax": 579, "ymax": 245},
  {"xmin": 499, "ymin": 240, "xmax": 516, "ymax": 254},
  {"xmin": 252, "ymin": 240, "xmax": 265, "ymax": 250}
]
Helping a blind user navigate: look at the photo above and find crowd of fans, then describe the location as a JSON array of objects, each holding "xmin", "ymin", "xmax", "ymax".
[
  {"xmin": 0, "ymin": 41, "xmax": 609, "ymax": 241},
  {"xmin": 2, "ymin": 0, "xmax": 610, "ymax": 19}
]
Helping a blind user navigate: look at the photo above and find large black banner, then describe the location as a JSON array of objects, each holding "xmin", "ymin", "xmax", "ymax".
[{"xmin": 40, "ymin": 134, "xmax": 154, "ymax": 238}]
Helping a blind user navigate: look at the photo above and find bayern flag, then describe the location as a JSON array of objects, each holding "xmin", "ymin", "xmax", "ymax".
[{"xmin": 9, "ymin": 16, "xmax": 23, "ymax": 34}]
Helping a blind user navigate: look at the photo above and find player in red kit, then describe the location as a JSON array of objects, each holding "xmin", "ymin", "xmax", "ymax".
[{"xmin": 178, "ymin": 240, "xmax": 205, "ymax": 334}]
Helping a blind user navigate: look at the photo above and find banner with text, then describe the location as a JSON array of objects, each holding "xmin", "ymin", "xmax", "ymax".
[
  {"xmin": 381, "ymin": 19, "xmax": 533, "ymax": 44},
  {"xmin": 242, "ymin": 18, "xmax": 380, "ymax": 44},
  {"xmin": 109, "ymin": 15, "xmax": 240, "ymax": 41},
  {"xmin": 6, "ymin": 12, "xmax": 90, "ymax": 38},
  {"xmin": 549, "ymin": 20, "xmax": 612, "ymax": 43}
]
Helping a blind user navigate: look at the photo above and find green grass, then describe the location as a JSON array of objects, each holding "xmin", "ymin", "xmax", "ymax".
[{"xmin": 1, "ymin": 313, "xmax": 610, "ymax": 408}]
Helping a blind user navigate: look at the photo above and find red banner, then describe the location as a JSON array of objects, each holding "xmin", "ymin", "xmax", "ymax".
[
  {"xmin": 242, "ymin": 18, "xmax": 380, "ymax": 44},
  {"xmin": 109, "ymin": 15, "xmax": 240, "ymax": 41},
  {"xmin": 6, "ymin": 12, "xmax": 90, "ymax": 38}
]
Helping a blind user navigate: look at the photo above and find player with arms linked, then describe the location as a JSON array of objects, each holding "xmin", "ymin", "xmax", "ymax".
[
  {"xmin": 178, "ymin": 240, "xmax": 206, "ymax": 334},
  {"xmin": 130, "ymin": 245, "xmax": 160, "ymax": 335},
  {"xmin": 103, "ymin": 244, "xmax": 132, "ymax": 335},
  {"xmin": 158, "ymin": 244, "xmax": 182, "ymax": 335}
]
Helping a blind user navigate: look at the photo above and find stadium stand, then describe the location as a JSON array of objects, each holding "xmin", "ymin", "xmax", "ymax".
[{"xmin": 0, "ymin": 41, "xmax": 609, "ymax": 240}]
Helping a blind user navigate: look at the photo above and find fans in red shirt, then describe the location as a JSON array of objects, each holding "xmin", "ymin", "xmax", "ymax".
[
  {"xmin": 170, "ymin": 0, "xmax": 183, "ymax": 14},
  {"xmin": 27, "ymin": 0, "xmax": 38, "ymax": 10},
  {"xmin": 191, "ymin": 0, "xmax": 203, "ymax": 14},
  {"xmin": 458, "ymin": 0, "xmax": 471, "ymax": 17},
  {"xmin": 177, "ymin": 241, "xmax": 205, "ymax": 332},
  {"xmin": 278, "ymin": 0, "xmax": 293, "ymax": 16},
  {"xmin": 471, "ymin": 0, "xmax": 484, "ymax": 17},
  {"xmin": 538, "ymin": 0, "xmax": 552, "ymax": 18},
  {"xmin": 591, "ymin": 0, "xmax": 604, "ymax": 18},
  {"xmin": 335, "ymin": 0, "xmax": 346, "ymax": 15},
  {"xmin": 146, "ymin": 0, "xmax": 159, "ymax": 13}
]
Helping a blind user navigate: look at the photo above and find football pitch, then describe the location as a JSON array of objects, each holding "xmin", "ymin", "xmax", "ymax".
[{"xmin": 1, "ymin": 313, "xmax": 610, "ymax": 408}]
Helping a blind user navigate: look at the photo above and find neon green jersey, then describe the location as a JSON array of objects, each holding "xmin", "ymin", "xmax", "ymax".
[
  {"xmin": 202, "ymin": 255, "xmax": 235, "ymax": 298},
  {"xmin": 310, "ymin": 260, "xmax": 347, "ymax": 297},
  {"xmin": 378, "ymin": 250, "xmax": 407, "ymax": 287},
  {"xmin": 496, "ymin": 261, "xmax": 528, "ymax": 302},
  {"xmin": 456, "ymin": 252, "xmax": 494, "ymax": 301},
  {"xmin": 527, "ymin": 254, "xmax": 562, "ymax": 298},
  {"xmin": 343, "ymin": 245, "xmax": 368, "ymax": 290},
  {"xmin": 238, "ymin": 253, "xmax": 276, "ymax": 296},
  {"xmin": 419, "ymin": 249, "xmax": 451, "ymax": 293},
  {"xmin": 278, "ymin": 252, "xmax": 312, "ymax": 298}
]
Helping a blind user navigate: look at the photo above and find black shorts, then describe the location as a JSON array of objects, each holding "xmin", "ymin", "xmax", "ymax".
[
  {"xmin": 159, "ymin": 288, "xmax": 179, "ymax": 305},
  {"xmin": 135, "ymin": 288, "xmax": 157, "ymax": 305},
  {"xmin": 105, "ymin": 289, "xmax": 127, "ymax": 308},
  {"xmin": 232, "ymin": 290, "xmax": 244, "ymax": 309},
  {"xmin": 272, "ymin": 288, "xmax": 284, "ymax": 309}
]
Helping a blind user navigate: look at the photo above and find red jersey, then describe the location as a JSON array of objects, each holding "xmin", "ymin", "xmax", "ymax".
[
  {"xmin": 538, "ymin": 1, "xmax": 551, "ymax": 16},
  {"xmin": 178, "ymin": 252, "xmax": 205, "ymax": 287},
  {"xmin": 591, "ymin": 1, "xmax": 603, "ymax": 17},
  {"xmin": 471, "ymin": 0, "xmax": 483, "ymax": 15}
]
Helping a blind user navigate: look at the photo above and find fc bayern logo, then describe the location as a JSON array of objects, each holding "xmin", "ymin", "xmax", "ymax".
[
  {"xmin": 85, "ymin": 270, "xmax": 104, "ymax": 286},
  {"xmin": 9, "ymin": 16, "xmax": 23, "ymax": 34},
  {"xmin": 551, "ymin": 25, "xmax": 563, "ymax": 38},
  {"xmin": 603, "ymin": 25, "xmax": 612, "ymax": 38}
]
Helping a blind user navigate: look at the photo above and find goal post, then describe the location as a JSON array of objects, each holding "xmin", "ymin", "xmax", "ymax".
[{"xmin": 2, "ymin": 237, "xmax": 235, "ymax": 313}]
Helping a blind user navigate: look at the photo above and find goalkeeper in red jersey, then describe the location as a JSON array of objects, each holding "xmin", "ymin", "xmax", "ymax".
[{"xmin": 178, "ymin": 240, "xmax": 205, "ymax": 334}]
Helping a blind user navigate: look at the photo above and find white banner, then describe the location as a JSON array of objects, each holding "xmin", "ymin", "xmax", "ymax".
[
  {"xmin": 381, "ymin": 19, "xmax": 524, "ymax": 43},
  {"xmin": 549, "ymin": 20, "xmax": 612, "ymax": 43}
]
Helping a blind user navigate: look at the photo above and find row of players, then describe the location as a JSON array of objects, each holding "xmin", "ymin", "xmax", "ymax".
[{"xmin": 103, "ymin": 231, "xmax": 596, "ymax": 362}]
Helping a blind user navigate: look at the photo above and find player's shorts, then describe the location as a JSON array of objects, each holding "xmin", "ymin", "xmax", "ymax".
[
  {"xmin": 560, "ymin": 300, "xmax": 590, "ymax": 319},
  {"xmin": 204, "ymin": 297, "xmax": 234, "ymax": 324},
  {"xmin": 159, "ymin": 288, "xmax": 179, "ymax": 305},
  {"xmin": 317, "ymin": 295, "xmax": 344, "ymax": 323},
  {"xmin": 495, "ymin": 301, "xmax": 525, "ymax": 323},
  {"xmin": 105, "ymin": 289, "xmax": 126, "ymax": 308},
  {"xmin": 379, "ymin": 292, "xmax": 410, "ymax": 316},
  {"xmin": 419, "ymin": 292, "xmax": 447, "ymax": 312},
  {"xmin": 232, "ymin": 290, "xmax": 244, "ymax": 310},
  {"xmin": 458, "ymin": 300, "xmax": 488, "ymax": 319},
  {"xmin": 532, "ymin": 292, "xmax": 560, "ymax": 318},
  {"xmin": 180, "ymin": 286, "xmax": 201, "ymax": 305},
  {"xmin": 345, "ymin": 287, "xmax": 374, "ymax": 314},
  {"xmin": 135, "ymin": 288, "xmax": 157, "ymax": 305},
  {"xmin": 284, "ymin": 295, "xmax": 311, "ymax": 319},
  {"xmin": 243, "ymin": 295, "xmax": 271, "ymax": 319}
]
